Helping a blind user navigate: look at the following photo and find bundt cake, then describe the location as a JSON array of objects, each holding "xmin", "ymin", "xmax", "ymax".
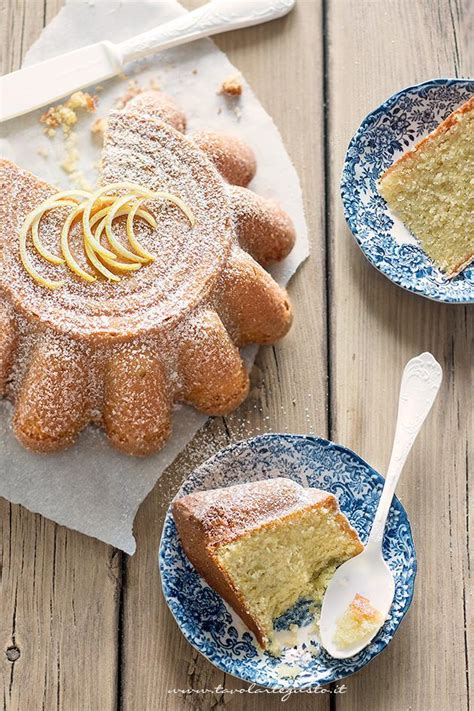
[
  {"xmin": 0, "ymin": 91, "xmax": 296, "ymax": 455},
  {"xmin": 379, "ymin": 96, "xmax": 474, "ymax": 277},
  {"xmin": 333, "ymin": 594, "xmax": 384, "ymax": 649},
  {"xmin": 172, "ymin": 478, "xmax": 363, "ymax": 651}
]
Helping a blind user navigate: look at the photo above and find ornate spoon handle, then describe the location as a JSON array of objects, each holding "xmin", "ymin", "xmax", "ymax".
[{"xmin": 367, "ymin": 352, "xmax": 442, "ymax": 549}]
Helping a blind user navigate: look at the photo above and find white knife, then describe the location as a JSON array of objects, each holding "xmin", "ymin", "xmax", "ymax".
[{"xmin": 0, "ymin": 0, "xmax": 295, "ymax": 123}]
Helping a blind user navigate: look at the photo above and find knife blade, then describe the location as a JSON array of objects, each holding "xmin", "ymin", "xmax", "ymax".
[
  {"xmin": 0, "ymin": 0, "xmax": 295, "ymax": 123},
  {"xmin": 0, "ymin": 43, "xmax": 121, "ymax": 123}
]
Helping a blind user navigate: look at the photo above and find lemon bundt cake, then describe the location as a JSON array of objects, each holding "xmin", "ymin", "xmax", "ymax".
[
  {"xmin": 172, "ymin": 478, "xmax": 363, "ymax": 651},
  {"xmin": 379, "ymin": 96, "xmax": 474, "ymax": 277},
  {"xmin": 0, "ymin": 91, "xmax": 295, "ymax": 455},
  {"xmin": 333, "ymin": 594, "xmax": 384, "ymax": 649}
]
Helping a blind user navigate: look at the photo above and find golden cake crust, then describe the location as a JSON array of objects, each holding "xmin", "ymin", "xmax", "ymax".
[{"xmin": 0, "ymin": 92, "xmax": 296, "ymax": 455}]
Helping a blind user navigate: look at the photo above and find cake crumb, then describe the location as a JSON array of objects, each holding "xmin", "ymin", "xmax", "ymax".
[
  {"xmin": 41, "ymin": 104, "xmax": 77, "ymax": 132},
  {"xmin": 115, "ymin": 78, "xmax": 160, "ymax": 110},
  {"xmin": 36, "ymin": 147, "xmax": 49, "ymax": 158},
  {"xmin": 40, "ymin": 91, "xmax": 97, "ymax": 135},
  {"xmin": 68, "ymin": 170, "xmax": 94, "ymax": 192},
  {"xmin": 90, "ymin": 117, "xmax": 107, "ymax": 137},
  {"xmin": 60, "ymin": 133, "xmax": 79, "ymax": 174},
  {"xmin": 115, "ymin": 79, "xmax": 142, "ymax": 109},
  {"xmin": 67, "ymin": 91, "xmax": 96, "ymax": 112},
  {"xmin": 220, "ymin": 74, "xmax": 243, "ymax": 96}
]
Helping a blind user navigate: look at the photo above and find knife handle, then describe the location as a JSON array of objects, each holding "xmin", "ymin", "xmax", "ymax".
[{"xmin": 117, "ymin": 0, "xmax": 295, "ymax": 65}]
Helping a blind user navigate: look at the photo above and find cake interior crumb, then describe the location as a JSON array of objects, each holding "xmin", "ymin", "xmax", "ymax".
[
  {"xmin": 215, "ymin": 506, "xmax": 361, "ymax": 651},
  {"xmin": 333, "ymin": 593, "xmax": 384, "ymax": 649}
]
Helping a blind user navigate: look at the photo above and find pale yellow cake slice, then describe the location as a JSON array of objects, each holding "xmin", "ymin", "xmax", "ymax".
[
  {"xmin": 379, "ymin": 96, "xmax": 474, "ymax": 277},
  {"xmin": 172, "ymin": 478, "xmax": 363, "ymax": 651}
]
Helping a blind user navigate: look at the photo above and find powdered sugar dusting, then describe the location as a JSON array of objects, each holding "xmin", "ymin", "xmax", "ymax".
[
  {"xmin": 1, "ymin": 112, "xmax": 233, "ymax": 340},
  {"xmin": 173, "ymin": 478, "xmax": 334, "ymax": 547},
  {"xmin": 0, "ymin": 92, "xmax": 296, "ymax": 459},
  {"xmin": 0, "ymin": 0, "xmax": 308, "ymax": 552}
]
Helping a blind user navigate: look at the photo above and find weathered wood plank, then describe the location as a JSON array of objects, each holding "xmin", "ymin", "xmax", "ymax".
[
  {"xmin": 1, "ymin": 3, "xmax": 119, "ymax": 710},
  {"xmin": 0, "ymin": 504, "xmax": 120, "ymax": 710},
  {"xmin": 120, "ymin": 1, "xmax": 329, "ymax": 709},
  {"xmin": 2, "ymin": 1, "xmax": 471, "ymax": 709},
  {"xmin": 327, "ymin": 1, "xmax": 473, "ymax": 710}
]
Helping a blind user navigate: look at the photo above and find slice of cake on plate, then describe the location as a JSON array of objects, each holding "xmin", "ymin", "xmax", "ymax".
[
  {"xmin": 172, "ymin": 478, "xmax": 363, "ymax": 652},
  {"xmin": 379, "ymin": 96, "xmax": 474, "ymax": 277}
]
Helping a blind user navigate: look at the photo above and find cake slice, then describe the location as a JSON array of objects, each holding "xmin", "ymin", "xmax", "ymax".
[
  {"xmin": 172, "ymin": 478, "xmax": 363, "ymax": 651},
  {"xmin": 379, "ymin": 96, "xmax": 474, "ymax": 277},
  {"xmin": 333, "ymin": 594, "xmax": 384, "ymax": 649}
]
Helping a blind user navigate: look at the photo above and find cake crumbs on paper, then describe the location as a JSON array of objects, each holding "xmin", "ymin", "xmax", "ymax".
[
  {"xmin": 40, "ymin": 91, "xmax": 99, "ymax": 190},
  {"xmin": 40, "ymin": 91, "xmax": 97, "ymax": 135},
  {"xmin": 115, "ymin": 79, "xmax": 143, "ymax": 109},
  {"xmin": 93, "ymin": 77, "xmax": 162, "ymax": 137},
  {"xmin": 36, "ymin": 147, "xmax": 49, "ymax": 158},
  {"xmin": 115, "ymin": 78, "xmax": 161, "ymax": 110},
  {"xmin": 90, "ymin": 117, "xmax": 107, "ymax": 138},
  {"xmin": 69, "ymin": 171, "xmax": 94, "ymax": 192},
  {"xmin": 219, "ymin": 73, "xmax": 243, "ymax": 96},
  {"xmin": 60, "ymin": 132, "xmax": 80, "ymax": 174}
]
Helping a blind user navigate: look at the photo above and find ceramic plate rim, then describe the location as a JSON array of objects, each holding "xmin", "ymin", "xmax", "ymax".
[
  {"xmin": 341, "ymin": 77, "xmax": 474, "ymax": 304},
  {"xmin": 159, "ymin": 433, "xmax": 417, "ymax": 690}
]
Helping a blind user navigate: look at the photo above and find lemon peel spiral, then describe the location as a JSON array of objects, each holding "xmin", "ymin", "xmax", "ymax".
[
  {"xmin": 19, "ymin": 200, "xmax": 68, "ymax": 290},
  {"xmin": 19, "ymin": 191, "xmax": 92, "ymax": 288},
  {"xmin": 61, "ymin": 204, "xmax": 97, "ymax": 283},
  {"xmin": 83, "ymin": 236, "xmax": 121, "ymax": 282},
  {"xmin": 18, "ymin": 182, "xmax": 195, "ymax": 288},
  {"xmin": 30, "ymin": 199, "xmax": 76, "ymax": 266},
  {"xmin": 30, "ymin": 191, "xmax": 90, "ymax": 266},
  {"xmin": 92, "ymin": 217, "xmax": 141, "ymax": 274},
  {"xmin": 104, "ymin": 194, "xmax": 150, "ymax": 264},
  {"xmin": 89, "ymin": 204, "xmax": 155, "ymax": 274},
  {"xmin": 126, "ymin": 197, "xmax": 156, "ymax": 262}
]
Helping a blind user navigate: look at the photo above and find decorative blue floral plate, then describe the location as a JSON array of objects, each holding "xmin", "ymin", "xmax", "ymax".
[
  {"xmin": 341, "ymin": 78, "xmax": 474, "ymax": 303},
  {"xmin": 159, "ymin": 434, "xmax": 416, "ymax": 689}
]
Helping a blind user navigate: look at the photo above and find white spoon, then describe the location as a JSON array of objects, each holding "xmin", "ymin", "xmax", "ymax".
[{"xmin": 319, "ymin": 352, "xmax": 442, "ymax": 659}]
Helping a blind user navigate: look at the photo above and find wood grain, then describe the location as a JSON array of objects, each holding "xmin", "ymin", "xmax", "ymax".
[
  {"xmin": 0, "ymin": 0, "xmax": 472, "ymax": 710},
  {"xmin": 120, "ymin": 2, "xmax": 328, "ymax": 709},
  {"xmin": 0, "ymin": 3, "xmax": 120, "ymax": 711},
  {"xmin": 327, "ymin": 1, "xmax": 473, "ymax": 710}
]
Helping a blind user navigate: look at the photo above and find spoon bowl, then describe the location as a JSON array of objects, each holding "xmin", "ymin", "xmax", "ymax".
[{"xmin": 320, "ymin": 545, "xmax": 395, "ymax": 658}]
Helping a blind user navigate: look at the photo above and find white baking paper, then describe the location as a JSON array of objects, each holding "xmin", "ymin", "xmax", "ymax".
[{"xmin": 0, "ymin": 0, "xmax": 309, "ymax": 553}]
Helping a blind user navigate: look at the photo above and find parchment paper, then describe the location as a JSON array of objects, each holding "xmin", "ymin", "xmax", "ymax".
[{"xmin": 0, "ymin": 0, "xmax": 309, "ymax": 553}]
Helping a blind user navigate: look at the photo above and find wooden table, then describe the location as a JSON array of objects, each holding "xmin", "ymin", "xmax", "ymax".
[{"xmin": 1, "ymin": 1, "xmax": 472, "ymax": 709}]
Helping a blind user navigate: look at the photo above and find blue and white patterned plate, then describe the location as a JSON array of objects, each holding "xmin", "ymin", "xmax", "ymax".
[
  {"xmin": 341, "ymin": 78, "xmax": 474, "ymax": 303},
  {"xmin": 159, "ymin": 434, "xmax": 416, "ymax": 689}
]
